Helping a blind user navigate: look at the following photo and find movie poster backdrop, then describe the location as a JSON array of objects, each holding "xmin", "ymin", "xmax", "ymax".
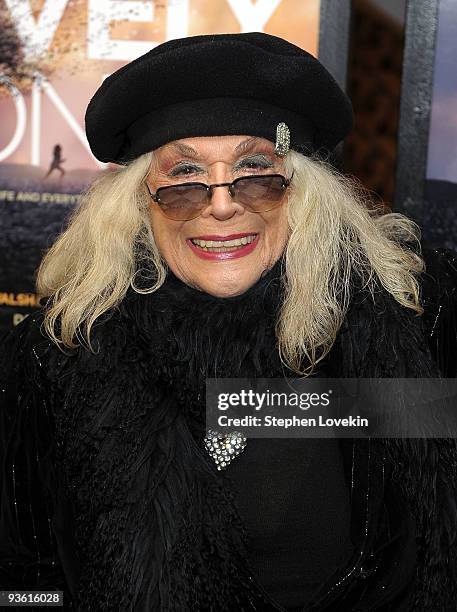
[
  {"xmin": 425, "ymin": 0, "xmax": 457, "ymax": 249},
  {"xmin": 0, "ymin": 0, "xmax": 328, "ymax": 334},
  {"xmin": 395, "ymin": 0, "xmax": 457, "ymax": 252}
]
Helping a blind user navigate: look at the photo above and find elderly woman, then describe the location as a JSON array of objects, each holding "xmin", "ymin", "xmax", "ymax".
[{"xmin": 1, "ymin": 33, "xmax": 457, "ymax": 612}]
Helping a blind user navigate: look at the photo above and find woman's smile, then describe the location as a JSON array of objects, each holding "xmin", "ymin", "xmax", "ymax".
[{"xmin": 187, "ymin": 232, "xmax": 259, "ymax": 260}]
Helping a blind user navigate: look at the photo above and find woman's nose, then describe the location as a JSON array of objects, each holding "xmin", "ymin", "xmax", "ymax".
[
  {"xmin": 199, "ymin": 163, "xmax": 245, "ymax": 219},
  {"xmin": 201, "ymin": 183, "xmax": 244, "ymax": 220}
]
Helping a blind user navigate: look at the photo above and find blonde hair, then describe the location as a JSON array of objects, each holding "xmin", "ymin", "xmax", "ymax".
[
  {"xmin": 279, "ymin": 150, "xmax": 423, "ymax": 375},
  {"xmin": 36, "ymin": 148, "xmax": 424, "ymax": 376}
]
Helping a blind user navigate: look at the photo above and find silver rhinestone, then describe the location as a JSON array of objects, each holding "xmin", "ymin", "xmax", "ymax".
[
  {"xmin": 204, "ymin": 429, "xmax": 247, "ymax": 470},
  {"xmin": 274, "ymin": 122, "xmax": 290, "ymax": 157}
]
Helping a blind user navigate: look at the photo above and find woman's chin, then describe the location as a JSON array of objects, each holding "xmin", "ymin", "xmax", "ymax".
[{"xmin": 191, "ymin": 271, "xmax": 261, "ymax": 298}]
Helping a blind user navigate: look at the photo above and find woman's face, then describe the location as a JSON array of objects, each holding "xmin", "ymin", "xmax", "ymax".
[{"xmin": 146, "ymin": 135, "xmax": 290, "ymax": 297}]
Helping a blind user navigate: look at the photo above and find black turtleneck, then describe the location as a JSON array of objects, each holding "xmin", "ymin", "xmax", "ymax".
[
  {"xmin": 146, "ymin": 255, "xmax": 354, "ymax": 611},
  {"xmin": 226, "ymin": 438, "xmax": 353, "ymax": 611}
]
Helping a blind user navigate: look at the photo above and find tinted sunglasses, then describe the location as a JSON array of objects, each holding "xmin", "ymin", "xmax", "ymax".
[{"xmin": 145, "ymin": 172, "xmax": 294, "ymax": 221}]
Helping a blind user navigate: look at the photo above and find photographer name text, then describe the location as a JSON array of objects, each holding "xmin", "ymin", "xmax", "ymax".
[{"xmin": 217, "ymin": 415, "xmax": 369, "ymax": 429}]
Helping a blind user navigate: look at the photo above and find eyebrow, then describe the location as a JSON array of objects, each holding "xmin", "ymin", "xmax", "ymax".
[{"xmin": 169, "ymin": 137, "xmax": 271, "ymax": 159}]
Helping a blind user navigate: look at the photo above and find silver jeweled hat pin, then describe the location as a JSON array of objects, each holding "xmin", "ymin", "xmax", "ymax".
[{"xmin": 274, "ymin": 122, "xmax": 290, "ymax": 157}]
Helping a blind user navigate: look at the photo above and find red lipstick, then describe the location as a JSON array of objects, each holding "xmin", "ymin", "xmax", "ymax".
[
  {"xmin": 186, "ymin": 233, "xmax": 259, "ymax": 261},
  {"xmin": 190, "ymin": 232, "xmax": 257, "ymax": 241}
]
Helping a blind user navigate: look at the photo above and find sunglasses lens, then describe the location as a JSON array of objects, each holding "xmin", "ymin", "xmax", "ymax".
[
  {"xmin": 153, "ymin": 175, "xmax": 288, "ymax": 220},
  {"xmin": 234, "ymin": 175, "xmax": 286, "ymax": 210},
  {"xmin": 157, "ymin": 184, "xmax": 208, "ymax": 219}
]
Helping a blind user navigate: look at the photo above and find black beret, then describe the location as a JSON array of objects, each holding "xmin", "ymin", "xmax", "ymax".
[{"xmin": 85, "ymin": 32, "xmax": 354, "ymax": 164}]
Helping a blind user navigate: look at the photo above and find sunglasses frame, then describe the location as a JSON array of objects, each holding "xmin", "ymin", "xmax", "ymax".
[{"xmin": 145, "ymin": 171, "xmax": 294, "ymax": 220}]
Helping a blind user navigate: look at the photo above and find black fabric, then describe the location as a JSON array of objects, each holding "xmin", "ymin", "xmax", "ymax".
[
  {"xmin": 84, "ymin": 32, "xmax": 354, "ymax": 164},
  {"xmin": 1, "ymin": 246, "xmax": 457, "ymax": 611},
  {"xmin": 226, "ymin": 438, "xmax": 354, "ymax": 610}
]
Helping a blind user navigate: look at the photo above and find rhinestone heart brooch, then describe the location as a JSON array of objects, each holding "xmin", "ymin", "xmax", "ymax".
[{"xmin": 203, "ymin": 429, "xmax": 248, "ymax": 470}]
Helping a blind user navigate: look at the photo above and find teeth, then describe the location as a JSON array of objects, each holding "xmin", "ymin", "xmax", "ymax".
[{"xmin": 191, "ymin": 234, "xmax": 257, "ymax": 248}]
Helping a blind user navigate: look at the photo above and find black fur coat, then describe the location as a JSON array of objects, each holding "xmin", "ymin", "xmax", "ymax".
[{"xmin": 0, "ymin": 246, "xmax": 456, "ymax": 612}]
